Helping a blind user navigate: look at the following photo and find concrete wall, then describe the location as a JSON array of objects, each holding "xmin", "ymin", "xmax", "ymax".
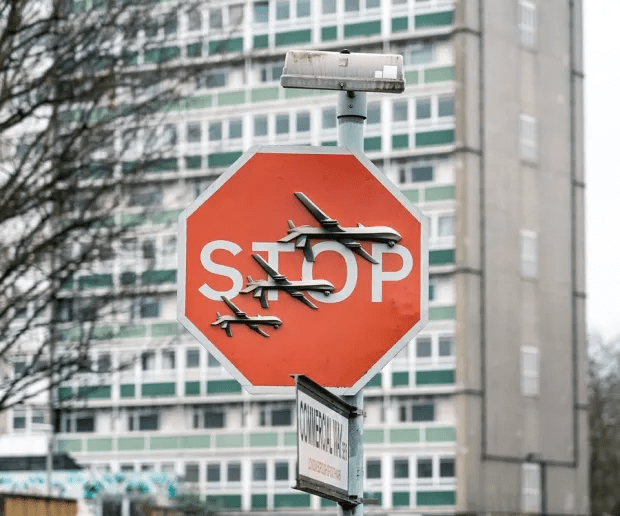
[{"xmin": 454, "ymin": 0, "xmax": 588, "ymax": 513}]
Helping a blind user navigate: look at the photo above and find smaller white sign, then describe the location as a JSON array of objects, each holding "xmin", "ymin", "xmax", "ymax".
[{"xmin": 297, "ymin": 388, "xmax": 349, "ymax": 493}]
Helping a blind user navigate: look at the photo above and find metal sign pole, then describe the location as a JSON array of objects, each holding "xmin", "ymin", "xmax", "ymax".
[{"xmin": 337, "ymin": 73, "xmax": 367, "ymax": 516}]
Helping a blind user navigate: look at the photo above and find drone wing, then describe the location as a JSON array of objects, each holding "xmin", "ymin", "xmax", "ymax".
[
  {"xmin": 223, "ymin": 322, "xmax": 232, "ymax": 337},
  {"xmin": 294, "ymin": 192, "xmax": 343, "ymax": 231},
  {"xmin": 248, "ymin": 323, "xmax": 270, "ymax": 338},
  {"xmin": 222, "ymin": 296, "xmax": 247, "ymax": 318},
  {"xmin": 252, "ymin": 254, "xmax": 291, "ymax": 284},
  {"xmin": 288, "ymin": 290, "xmax": 318, "ymax": 309},
  {"xmin": 340, "ymin": 238, "xmax": 379, "ymax": 265}
]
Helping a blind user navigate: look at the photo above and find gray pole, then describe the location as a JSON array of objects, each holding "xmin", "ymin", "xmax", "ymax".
[{"xmin": 336, "ymin": 65, "xmax": 366, "ymax": 516}]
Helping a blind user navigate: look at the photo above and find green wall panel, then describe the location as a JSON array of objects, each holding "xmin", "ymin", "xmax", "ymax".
[
  {"xmin": 402, "ymin": 189, "xmax": 419, "ymax": 203},
  {"xmin": 209, "ymin": 38, "xmax": 243, "ymax": 54},
  {"xmin": 79, "ymin": 274, "xmax": 113, "ymax": 289},
  {"xmin": 215, "ymin": 433, "xmax": 244, "ymax": 448},
  {"xmin": 390, "ymin": 428, "xmax": 420, "ymax": 443},
  {"xmin": 425, "ymin": 66, "xmax": 455, "ymax": 83},
  {"xmin": 57, "ymin": 439, "xmax": 81, "ymax": 453},
  {"xmin": 78, "ymin": 385, "xmax": 111, "ymax": 399},
  {"xmin": 150, "ymin": 436, "xmax": 179, "ymax": 450},
  {"xmin": 252, "ymin": 494, "xmax": 267, "ymax": 509},
  {"xmin": 392, "ymin": 16, "xmax": 408, "ymax": 32},
  {"xmin": 321, "ymin": 498, "xmax": 337, "ymax": 507},
  {"xmin": 425, "ymin": 185, "xmax": 455, "ymax": 201},
  {"xmin": 416, "ymin": 129, "xmax": 454, "ymax": 147},
  {"xmin": 144, "ymin": 46, "xmax": 179, "ymax": 64},
  {"xmin": 429, "ymin": 305, "xmax": 456, "ymax": 320},
  {"xmin": 185, "ymin": 381, "xmax": 200, "ymax": 396},
  {"xmin": 141, "ymin": 382, "xmax": 176, "ymax": 397},
  {"xmin": 117, "ymin": 437, "xmax": 145, "ymax": 451},
  {"xmin": 120, "ymin": 384, "xmax": 135, "ymax": 398},
  {"xmin": 392, "ymin": 371, "xmax": 409, "ymax": 386},
  {"xmin": 57, "ymin": 387, "xmax": 73, "ymax": 400},
  {"xmin": 253, "ymin": 35, "xmax": 269, "ymax": 48},
  {"xmin": 415, "ymin": 10, "xmax": 453, "ymax": 28},
  {"xmin": 208, "ymin": 151, "xmax": 242, "ymax": 168},
  {"xmin": 186, "ymin": 94, "xmax": 212, "ymax": 110},
  {"xmin": 91, "ymin": 326, "xmax": 114, "ymax": 340},
  {"xmin": 151, "ymin": 322, "xmax": 181, "ymax": 337},
  {"xmin": 364, "ymin": 136, "xmax": 382, "ymax": 152},
  {"xmin": 250, "ymin": 432, "xmax": 278, "ymax": 447},
  {"xmin": 187, "ymin": 42, "xmax": 202, "ymax": 57},
  {"xmin": 392, "ymin": 133, "xmax": 409, "ymax": 149},
  {"xmin": 274, "ymin": 494, "xmax": 311, "ymax": 508},
  {"xmin": 181, "ymin": 435, "xmax": 210, "ymax": 449},
  {"xmin": 364, "ymin": 429, "xmax": 384, "ymax": 444},
  {"xmin": 284, "ymin": 88, "xmax": 314, "ymax": 99},
  {"xmin": 121, "ymin": 213, "xmax": 147, "ymax": 227},
  {"xmin": 207, "ymin": 379, "xmax": 242, "ymax": 394},
  {"xmin": 185, "ymin": 155, "xmax": 201, "ymax": 169},
  {"xmin": 321, "ymin": 26, "xmax": 337, "ymax": 41},
  {"xmin": 425, "ymin": 426, "xmax": 456, "ymax": 442},
  {"xmin": 206, "ymin": 495, "xmax": 242, "ymax": 510},
  {"xmin": 392, "ymin": 491, "xmax": 410, "ymax": 507},
  {"xmin": 275, "ymin": 29, "xmax": 311, "ymax": 46},
  {"xmin": 251, "ymin": 87, "xmax": 279, "ymax": 102},
  {"xmin": 365, "ymin": 373, "xmax": 382, "ymax": 388},
  {"xmin": 416, "ymin": 491, "xmax": 456, "ymax": 506},
  {"xmin": 87, "ymin": 438, "xmax": 113, "ymax": 452},
  {"xmin": 429, "ymin": 249, "xmax": 455, "ymax": 265},
  {"xmin": 218, "ymin": 90, "xmax": 246, "ymax": 106},
  {"xmin": 151, "ymin": 209, "xmax": 183, "ymax": 225},
  {"xmin": 344, "ymin": 20, "xmax": 381, "ymax": 38},
  {"xmin": 404, "ymin": 70, "xmax": 419, "ymax": 84},
  {"xmin": 283, "ymin": 432, "xmax": 296, "ymax": 446},
  {"xmin": 416, "ymin": 369, "xmax": 455, "ymax": 385},
  {"xmin": 141, "ymin": 269, "xmax": 176, "ymax": 285}
]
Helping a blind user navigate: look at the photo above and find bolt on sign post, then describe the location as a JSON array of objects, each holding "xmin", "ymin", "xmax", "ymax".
[{"xmin": 178, "ymin": 49, "xmax": 428, "ymax": 516}]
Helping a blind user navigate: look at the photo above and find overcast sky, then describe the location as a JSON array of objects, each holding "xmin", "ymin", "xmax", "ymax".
[{"xmin": 584, "ymin": 1, "xmax": 620, "ymax": 341}]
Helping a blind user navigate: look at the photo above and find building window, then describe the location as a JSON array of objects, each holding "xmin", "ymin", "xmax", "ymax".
[
  {"xmin": 185, "ymin": 463, "xmax": 199, "ymax": 483},
  {"xmin": 259, "ymin": 62, "xmax": 284, "ymax": 82},
  {"xmin": 276, "ymin": 0, "xmax": 290, "ymax": 20},
  {"xmin": 275, "ymin": 114, "xmax": 290, "ymax": 134},
  {"xmin": 365, "ymin": 103, "xmax": 380, "ymax": 125},
  {"xmin": 438, "ymin": 95, "xmax": 454, "ymax": 117},
  {"xmin": 416, "ymin": 336, "xmax": 432, "ymax": 358},
  {"xmin": 254, "ymin": 1, "xmax": 269, "ymax": 23},
  {"xmin": 366, "ymin": 459, "xmax": 381, "ymax": 479},
  {"xmin": 297, "ymin": 0, "xmax": 311, "ymax": 17},
  {"xmin": 162, "ymin": 350, "xmax": 175, "ymax": 369},
  {"xmin": 142, "ymin": 239, "xmax": 156, "ymax": 259},
  {"xmin": 521, "ymin": 346, "xmax": 540, "ymax": 397},
  {"xmin": 254, "ymin": 116, "xmax": 268, "ymax": 137},
  {"xmin": 345, "ymin": 0, "xmax": 359, "ymax": 12},
  {"xmin": 186, "ymin": 348, "xmax": 200, "ymax": 368},
  {"xmin": 519, "ymin": 0, "xmax": 537, "ymax": 48},
  {"xmin": 399, "ymin": 400, "xmax": 434, "ymax": 422},
  {"xmin": 393, "ymin": 458, "xmax": 409, "ymax": 479},
  {"xmin": 97, "ymin": 353, "xmax": 111, "ymax": 372},
  {"xmin": 121, "ymin": 464, "xmax": 135, "ymax": 472},
  {"xmin": 187, "ymin": 9, "xmax": 202, "ymax": 31},
  {"xmin": 163, "ymin": 13, "xmax": 177, "ymax": 35},
  {"xmin": 520, "ymin": 230, "xmax": 538, "ymax": 278},
  {"xmin": 208, "ymin": 353, "xmax": 220, "ymax": 368},
  {"xmin": 393, "ymin": 100, "xmax": 408, "ymax": 122},
  {"xmin": 76, "ymin": 414, "xmax": 95, "ymax": 433},
  {"xmin": 417, "ymin": 457, "xmax": 433, "ymax": 479},
  {"xmin": 209, "ymin": 8, "xmax": 223, "ymax": 29},
  {"xmin": 13, "ymin": 412, "xmax": 26, "ymax": 430},
  {"xmin": 275, "ymin": 461, "xmax": 289, "ymax": 481},
  {"xmin": 522, "ymin": 463, "xmax": 541, "ymax": 513},
  {"xmin": 416, "ymin": 98, "xmax": 431, "ymax": 120},
  {"xmin": 227, "ymin": 462, "xmax": 241, "ymax": 482},
  {"xmin": 129, "ymin": 412, "xmax": 159, "ymax": 431},
  {"xmin": 229, "ymin": 4, "xmax": 244, "ymax": 25},
  {"xmin": 260, "ymin": 404, "xmax": 293, "ymax": 426},
  {"xmin": 322, "ymin": 108, "xmax": 336, "ymax": 129},
  {"xmin": 439, "ymin": 336, "xmax": 454, "ymax": 357},
  {"xmin": 520, "ymin": 114, "xmax": 537, "ymax": 161},
  {"xmin": 296, "ymin": 112, "xmax": 310, "ymax": 132},
  {"xmin": 440, "ymin": 457, "xmax": 455, "ymax": 478},
  {"xmin": 437, "ymin": 215, "xmax": 455, "ymax": 237},
  {"xmin": 207, "ymin": 463, "xmax": 221, "ymax": 483},
  {"xmin": 405, "ymin": 42, "xmax": 433, "ymax": 65},
  {"xmin": 141, "ymin": 351, "xmax": 155, "ymax": 371},
  {"xmin": 32, "ymin": 411, "xmax": 45, "ymax": 425},
  {"xmin": 13, "ymin": 360, "xmax": 26, "ymax": 376},
  {"xmin": 204, "ymin": 409, "xmax": 225, "ymax": 429},
  {"xmin": 253, "ymin": 461, "xmax": 267, "ymax": 481},
  {"xmin": 187, "ymin": 122, "xmax": 201, "ymax": 143},
  {"xmin": 209, "ymin": 121, "xmax": 222, "ymax": 141},
  {"xmin": 322, "ymin": 0, "xmax": 336, "ymax": 14},
  {"xmin": 229, "ymin": 119, "xmax": 243, "ymax": 139}
]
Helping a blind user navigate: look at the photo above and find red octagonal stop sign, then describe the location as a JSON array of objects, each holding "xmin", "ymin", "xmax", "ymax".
[{"xmin": 178, "ymin": 146, "xmax": 428, "ymax": 394}]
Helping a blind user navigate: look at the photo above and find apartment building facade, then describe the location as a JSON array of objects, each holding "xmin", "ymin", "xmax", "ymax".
[{"xmin": 5, "ymin": 0, "xmax": 587, "ymax": 514}]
